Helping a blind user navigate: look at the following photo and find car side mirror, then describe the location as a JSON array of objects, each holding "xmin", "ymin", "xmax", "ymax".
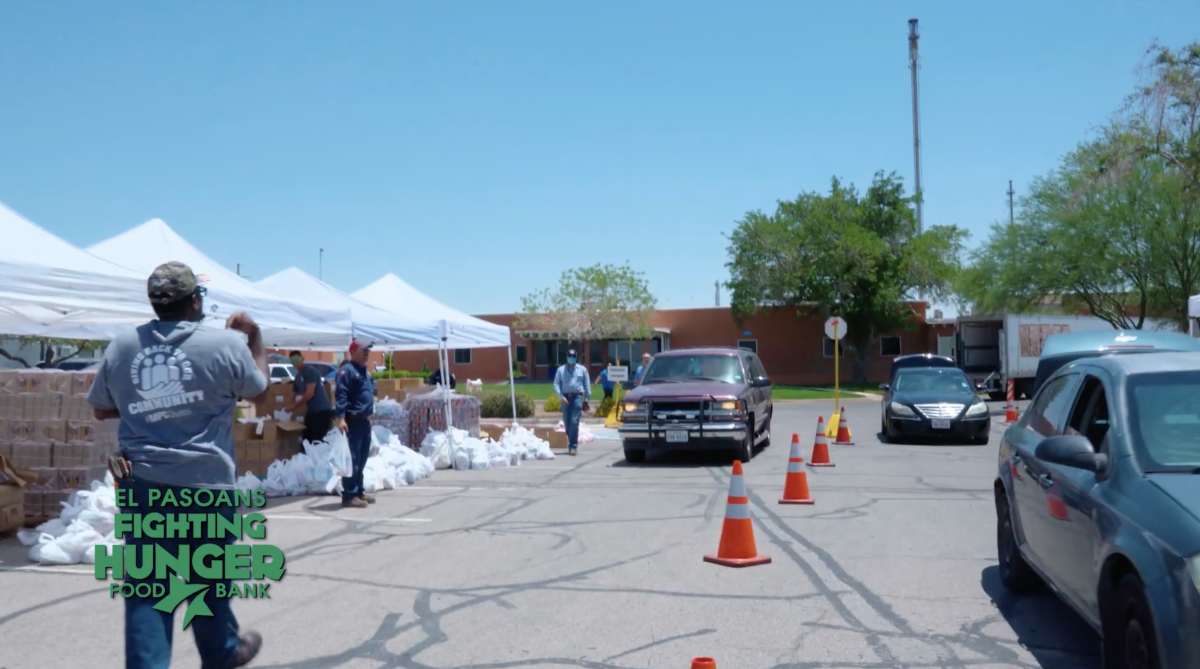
[
  {"xmin": 752, "ymin": 376, "xmax": 770, "ymax": 387},
  {"xmin": 1035, "ymin": 435, "xmax": 1108, "ymax": 472},
  {"xmin": 878, "ymin": 383, "xmax": 890, "ymax": 391}
]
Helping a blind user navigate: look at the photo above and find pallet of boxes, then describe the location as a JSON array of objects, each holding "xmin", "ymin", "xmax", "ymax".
[
  {"xmin": 231, "ymin": 378, "xmax": 337, "ymax": 479},
  {"xmin": 0, "ymin": 370, "xmax": 114, "ymax": 529}
]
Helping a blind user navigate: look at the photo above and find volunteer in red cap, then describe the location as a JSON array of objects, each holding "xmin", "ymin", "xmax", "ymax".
[{"xmin": 334, "ymin": 338, "xmax": 377, "ymax": 508}]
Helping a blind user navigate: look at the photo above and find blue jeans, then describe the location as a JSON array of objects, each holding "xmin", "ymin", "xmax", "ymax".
[
  {"xmin": 561, "ymin": 394, "xmax": 583, "ymax": 448},
  {"xmin": 342, "ymin": 417, "xmax": 372, "ymax": 501},
  {"xmin": 119, "ymin": 477, "xmax": 239, "ymax": 669}
]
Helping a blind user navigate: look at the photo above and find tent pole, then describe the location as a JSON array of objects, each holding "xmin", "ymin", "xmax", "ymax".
[{"xmin": 507, "ymin": 345, "xmax": 518, "ymax": 427}]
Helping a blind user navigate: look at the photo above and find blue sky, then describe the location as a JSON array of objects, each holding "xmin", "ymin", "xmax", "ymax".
[{"xmin": 2, "ymin": 1, "xmax": 1197, "ymax": 317}]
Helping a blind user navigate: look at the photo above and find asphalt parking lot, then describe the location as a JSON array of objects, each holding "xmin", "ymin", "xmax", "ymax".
[{"xmin": 0, "ymin": 396, "xmax": 1101, "ymax": 668}]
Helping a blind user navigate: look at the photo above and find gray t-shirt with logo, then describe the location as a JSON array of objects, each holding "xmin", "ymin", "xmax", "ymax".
[{"xmin": 87, "ymin": 320, "xmax": 269, "ymax": 490}]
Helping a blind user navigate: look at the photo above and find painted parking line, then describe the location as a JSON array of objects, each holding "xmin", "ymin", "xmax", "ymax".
[
  {"xmin": 263, "ymin": 514, "xmax": 432, "ymax": 523},
  {"xmin": 1, "ymin": 565, "xmax": 95, "ymax": 575}
]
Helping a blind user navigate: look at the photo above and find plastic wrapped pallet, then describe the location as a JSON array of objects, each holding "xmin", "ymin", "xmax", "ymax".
[{"xmin": 401, "ymin": 390, "xmax": 480, "ymax": 452}]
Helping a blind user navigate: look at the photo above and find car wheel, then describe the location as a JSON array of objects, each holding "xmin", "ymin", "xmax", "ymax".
[
  {"xmin": 973, "ymin": 434, "xmax": 990, "ymax": 445},
  {"xmin": 623, "ymin": 448, "xmax": 646, "ymax": 464},
  {"xmin": 760, "ymin": 413, "xmax": 772, "ymax": 448},
  {"xmin": 996, "ymin": 492, "xmax": 1040, "ymax": 592},
  {"xmin": 737, "ymin": 418, "xmax": 754, "ymax": 463},
  {"xmin": 1105, "ymin": 574, "xmax": 1162, "ymax": 669}
]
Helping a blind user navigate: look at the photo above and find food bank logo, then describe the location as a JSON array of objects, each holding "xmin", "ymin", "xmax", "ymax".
[{"xmin": 94, "ymin": 487, "xmax": 286, "ymax": 630}]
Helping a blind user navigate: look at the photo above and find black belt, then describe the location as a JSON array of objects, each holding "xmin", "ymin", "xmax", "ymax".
[
  {"xmin": 563, "ymin": 392, "xmax": 582, "ymax": 397},
  {"xmin": 346, "ymin": 413, "xmax": 370, "ymax": 422}
]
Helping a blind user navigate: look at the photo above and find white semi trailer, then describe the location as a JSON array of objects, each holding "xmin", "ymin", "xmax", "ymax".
[{"xmin": 954, "ymin": 314, "xmax": 1172, "ymax": 400}]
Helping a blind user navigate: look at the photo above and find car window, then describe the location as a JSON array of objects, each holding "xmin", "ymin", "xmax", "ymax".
[
  {"xmin": 1066, "ymin": 375, "xmax": 1111, "ymax": 454},
  {"xmin": 642, "ymin": 354, "xmax": 745, "ymax": 384},
  {"xmin": 1127, "ymin": 371, "xmax": 1200, "ymax": 471},
  {"xmin": 748, "ymin": 355, "xmax": 767, "ymax": 379},
  {"xmin": 1026, "ymin": 374, "xmax": 1078, "ymax": 438},
  {"xmin": 893, "ymin": 369, "xmax": 972, "ymax": 393}
]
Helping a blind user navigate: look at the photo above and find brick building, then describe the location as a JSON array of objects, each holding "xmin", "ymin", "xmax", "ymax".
[{"xmin": 378, "ymin": 303, "xmax": 949, "ymax": 386}]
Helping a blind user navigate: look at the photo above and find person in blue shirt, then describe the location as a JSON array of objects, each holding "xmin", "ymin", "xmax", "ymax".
[
  {"xmin": 634, "ymin": 352, "xmax": 653, "ymax": 385},
  {"xmin": 334, "ymin": 338, "xmax": 377, "ymax": 509},
  {"xmin": 553, "ymin": 348, "xmax": 590, "ymax": 456},
  {"xmin": 595, "ymin": 366, "xmax": 616, "ymax": 400}
]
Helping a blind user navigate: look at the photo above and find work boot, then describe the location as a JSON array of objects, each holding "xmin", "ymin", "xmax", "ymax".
[
  {"xmin": 342, "ymin": 497, "xmax": 368, "ymax": 509},
  {"xmin": 359, "ymin": 493, "xmax": 376, "ymax": 504},
  {"xmin": 568, "ymin": 447, "xmax": 577, "ymax": 456},
  {"xmin": 232, "ymin": 630, "xmax": 263, "ymax": 667}
]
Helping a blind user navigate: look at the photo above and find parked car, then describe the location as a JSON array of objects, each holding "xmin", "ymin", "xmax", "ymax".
[
  {"xmin": 305, "ymin": 361, "xmax": 339, "ymax": 381},
  {"xmin": 1031, "ymin": 329, "xmax": 1200, "ymax": 396},
  {"xmin": 995, "ymin": 350, "xmax": 1200, "ymax": 667},
  {"xmin": 617, "ymin": 347, "xmax": 773, "ymax": 464},
  {"xmin": 888, "ymin": 353, "xmax": 956, "ymax": 381},
  {"xmin": 268, "ymin": 363, "xmax": 295, "ymax": 384},
  {"xmin": 879, "ymin": 367, "xmax": 990, "ymax": 444},
  {"xmin": 54, "ymin": 360, "xmax": 101, "ymax": 371}
]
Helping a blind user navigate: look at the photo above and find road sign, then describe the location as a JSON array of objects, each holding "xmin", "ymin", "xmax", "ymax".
[
  {"xmin": 824, "ymin": 317, "xmax": 847, "ymax": 340},
  {"xmin": 607, "ymin": 365, "xmax": 629, "ymax": 382}
]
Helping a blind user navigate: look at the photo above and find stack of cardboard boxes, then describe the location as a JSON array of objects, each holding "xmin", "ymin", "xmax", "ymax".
[
  {"xmin": 0, "ymin": 370, "xmax": 114, "ymax": 524},
  {"xmin": 374, "ymin": 376, "xmax": 427, "ymax": 402},
  {"xmin": 230, "ymin": 378, "xmax": 338, "ymax": 478}
]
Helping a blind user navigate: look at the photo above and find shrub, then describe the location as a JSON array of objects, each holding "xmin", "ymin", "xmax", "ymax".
[
  {"xmin": 543, "ymin": 393, "xmax": 561, "ymax": 413},
  {"xmin": 370, "ymin": 369, "xmax": 431, "ymax": 380},
  {"xmin": 595, "ymin": 396, "xmax": 616, "ymax": 418},
  {"xmin": 480, "ymin": 390, "xmax": 534, "ymax": 418}
]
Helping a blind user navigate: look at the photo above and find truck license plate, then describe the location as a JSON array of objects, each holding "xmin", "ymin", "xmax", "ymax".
[
  {"xmin": 931, "ymin": 419, "xmax": 951, "ymax": 430},
  {"xmin": 666, "ymin": 430, "xmax": 689, "ymax": 443}
]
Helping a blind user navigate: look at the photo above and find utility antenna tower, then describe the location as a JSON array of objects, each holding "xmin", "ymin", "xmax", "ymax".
[
  {"xmin": 908, "ymin": 18, "xmax": 924, "ymax": 234},
  {"xmin": 1007, "ymin": 180, "xmax": 1015, "ymax": 227},
  {"xmin": 714, "ymin": 281, "xmax": 720, "ymax": 307}
]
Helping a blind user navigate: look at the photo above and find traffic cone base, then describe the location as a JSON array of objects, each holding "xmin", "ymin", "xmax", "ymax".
[
  {"xmin": 779, "ymin": 437, "xmax": 815, "ymax": 504},
  {"xmin": 834, "ymin": 406, "xmax": 854, "ymax": 445},
  {"xmin": 704, "ymin": 461, "xmax": 771, "ymax": 568},
  {"xmin": 691, "ymin": 658, "xmax": 718, "ymax": 669}
]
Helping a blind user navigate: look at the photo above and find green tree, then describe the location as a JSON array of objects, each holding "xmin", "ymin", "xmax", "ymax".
[
  {"xmin": 725, "ymin": 171, "xmax": 967, "ymax": 381},
  {"xmin": 515, "ymin": 263, "xmax": 657, "ymax": 361},
  {"xmin": 958, "ymin": 42, "xmax": 1200, "ymax": 331},
  {"xmin": 0, "ymin": 337, "xmax": 106, "ymax": 368}
]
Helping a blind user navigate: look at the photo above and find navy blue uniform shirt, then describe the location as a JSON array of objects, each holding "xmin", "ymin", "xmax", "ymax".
[{"xmin": 335, "ymin": 361, "xmax": 376, "ymax": 418}]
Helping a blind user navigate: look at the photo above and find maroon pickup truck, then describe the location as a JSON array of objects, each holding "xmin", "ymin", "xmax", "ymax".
[{"xmin": 617, "ymin": 347, "xmax": 774, "ymax": 463}]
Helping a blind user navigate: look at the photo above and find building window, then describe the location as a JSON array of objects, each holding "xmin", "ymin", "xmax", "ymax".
[
  {"xmin": 880, "ymin": 336, "xmax": 901, "ymax": 357},
  {"xmin": 737, "ymin": 339, "xmax": 758, "ymax": 353},
  {"xmin": 589, "ymin": 340, "xmax": 604, "ymax": 365},
  {"xmin": 822, "ymin": 337, "xmax": 848, "ymax": 358},
  {"xmin": 453, "ymin": 349, "xmax": 472, "ymax": 365},
  {"xmin": 515, "ymin": 345, "xmax": 527, "ymax": 364}
]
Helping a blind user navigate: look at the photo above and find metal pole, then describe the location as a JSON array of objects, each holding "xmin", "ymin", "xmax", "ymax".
[
  {"xmin": 908, "ymin": 18, "xmax": 923, "ymax": 234},
  {"xmin": 1007, "ymin": 180, "xmax": 1015, "ymax": 227},
  {"xmin": 507, "ymin": 345, "xmax": 518, "ymax": 427},
  {"xmin": 319, "ymin": 248, "xmax": 324, "ymax": 280}
]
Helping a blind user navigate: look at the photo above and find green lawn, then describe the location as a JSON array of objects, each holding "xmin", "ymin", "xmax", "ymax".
[{"xmin": 474, "ymin": 383, "xmax": 861, "ymax": 402}]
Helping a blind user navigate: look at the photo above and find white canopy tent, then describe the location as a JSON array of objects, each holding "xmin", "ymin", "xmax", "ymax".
[
  {"xmin": 0, "ymin": 201, "xmax": 157, "ymax": 339},
  {"xmin": 353, "ymin": 274, "xmax": 518, "ymax": 425},
  {"xmin": 256, "ymin": 267, "xmax": 440, "ymax": 349},
  {"xmin": 88, "ymin": 219, "xmax": 354, "ymax": 350}
]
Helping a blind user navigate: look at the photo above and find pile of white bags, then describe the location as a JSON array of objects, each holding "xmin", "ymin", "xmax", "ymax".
[
  {"xmin": 239, "ymin": 428, "xmax": 434, "ymax": 497},
  {"xmin": 18, "ymin": 473, "xmax": 120, "ymax": 565},
  {"xmin": 554, "ymin": 420, "xmax": 597, "ymax": 443},
  {"xmin": 419, "ymin": 425, "xmax": 555, "ymax": 471}
]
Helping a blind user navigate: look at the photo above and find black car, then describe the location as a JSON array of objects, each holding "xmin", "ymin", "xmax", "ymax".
[{"xmin": 880, "ymin": 367, "xmax": 990, "ymax": 444}]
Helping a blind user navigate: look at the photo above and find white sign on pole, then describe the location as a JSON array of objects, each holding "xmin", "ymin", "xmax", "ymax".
[
  {"xmin": 607, "ymin": 365, "xmax": 629, "ymax": 383},
  {"xmin": 824, "ymin": 316, "xmax": 847, "ymax": 340}
]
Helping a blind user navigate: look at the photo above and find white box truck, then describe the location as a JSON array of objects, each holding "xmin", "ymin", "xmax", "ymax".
[{"xmin": 954, "ymin": 314, "xmax": 1162, "ymax": 400}]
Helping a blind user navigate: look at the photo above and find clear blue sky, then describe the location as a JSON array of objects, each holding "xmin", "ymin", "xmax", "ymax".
[{"xmin": 2, "ymin": 1, "xmax": 1197, "ymax": 317}]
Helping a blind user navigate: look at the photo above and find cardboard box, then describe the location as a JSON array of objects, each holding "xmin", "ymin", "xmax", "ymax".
[
  {"xmin": 11, "ymin": 441, "xmax": 52, "ymax": 469},
  {"xmin": 533, "ymin": 427, "xmax": 568, "ymax": 449},
  {"xmin": 232, "ymin": 421, "xmax": 260, "ymax": 442}
]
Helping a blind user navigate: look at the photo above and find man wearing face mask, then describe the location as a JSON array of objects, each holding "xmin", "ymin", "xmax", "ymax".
[
  {"xmin": 553, "ymin": 348, "xmax": 590, "ymax": 456},
  {"xmin": 334, "ymin": 338, "xmax": 377, "ymax": 509},
  {"xmin": 285, "ymin": 350, "xmax": 333, "ymax": 444}
]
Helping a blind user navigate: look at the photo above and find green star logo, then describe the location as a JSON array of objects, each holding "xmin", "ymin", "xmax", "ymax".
[{"xmin": 153, "ymin": 575, "xmax": 214, "ymax": 630}]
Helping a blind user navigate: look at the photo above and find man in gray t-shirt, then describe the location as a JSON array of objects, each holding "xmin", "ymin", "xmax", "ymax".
[
  {"xmin": 285, "ymin": 350, "xmax": 333, "ymax": 443},
  {"xmin": 88, "ymin": 261, "xmax": 269, "ymax": 668}
]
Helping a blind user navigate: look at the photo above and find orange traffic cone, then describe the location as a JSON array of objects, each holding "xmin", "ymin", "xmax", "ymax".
[
  {"xmin": 691, "ymin": 659, "xmax": 717, "ymax": 669},
  {"xmin": 809, "ymin": 416, "xmax": 835, "ymax": 467},
  {"xmin": 704, "ymin": 461, "xmax": 771, "ymax": 568},
  {"xmin": 834, "ymin": 406, "xmax": 855, "ymax": 445},
  {"xmin": 779, "ymin": 434, "xmax": 815, "ymax": 504},
  {"xmin": 1004, "ymin": 380, "xmax": 1019, "ymax": 423}
]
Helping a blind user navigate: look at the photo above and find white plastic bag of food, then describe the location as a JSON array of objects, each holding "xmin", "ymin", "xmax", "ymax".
[{"xmin": 326, "ymin": 430, "xmax": 354, "ymax": 478}]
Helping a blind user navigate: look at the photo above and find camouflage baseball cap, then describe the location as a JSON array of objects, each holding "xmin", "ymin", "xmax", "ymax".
[{"xmin": 147, "ymin": 261, "xmax": 200, "ymax": 305}]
